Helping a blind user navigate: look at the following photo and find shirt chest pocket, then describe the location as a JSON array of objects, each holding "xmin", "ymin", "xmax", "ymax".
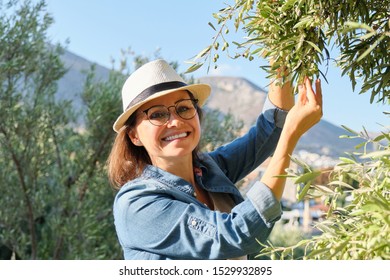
[{"xmin": 187, "ymin": 216, "xmax": 216, "ymax": 238}]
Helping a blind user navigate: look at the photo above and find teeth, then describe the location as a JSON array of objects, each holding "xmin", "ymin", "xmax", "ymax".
[{"xmin": 164, "ymin": 132, "xmax": 187, "ymax": 141}]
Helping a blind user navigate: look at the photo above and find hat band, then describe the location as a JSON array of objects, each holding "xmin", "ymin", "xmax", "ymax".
[{"xmin": 126, "ymin": 81, "xmax": 188, "ymax": 110}]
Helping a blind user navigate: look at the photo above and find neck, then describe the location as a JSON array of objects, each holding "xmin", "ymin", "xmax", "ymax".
[{"xmin": 152, "ymin": 155, "xmax": 195, "ymax": 185}]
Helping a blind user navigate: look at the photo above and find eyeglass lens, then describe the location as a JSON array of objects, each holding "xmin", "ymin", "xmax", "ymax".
[{"xmin": 144, "ymin": 99, "xmax": 198, "ymax": 126}]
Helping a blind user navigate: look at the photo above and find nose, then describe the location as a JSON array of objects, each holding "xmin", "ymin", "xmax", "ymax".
[{"xmin": 166, "ymin": 106, "xmax": 182, "ymax": 125}]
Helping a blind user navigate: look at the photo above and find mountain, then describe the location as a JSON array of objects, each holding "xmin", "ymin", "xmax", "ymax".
[
  {"xmin": 198, "ymin": 76, "xmax": 369, "ymax": 158},
  {"xmin": 58, "ymin": 50, "xmax": 111, "ymax": 124},
  {"xmin": 198, "ymin": 76, "xmax": 267, "ymax": 127},
  {"xmin": 58, "ymin": 50, "xmax": 368, "ymax": 159},
  {"xmin": 59, "ymin": 50, "xmax": 110, "ymax": 99}
]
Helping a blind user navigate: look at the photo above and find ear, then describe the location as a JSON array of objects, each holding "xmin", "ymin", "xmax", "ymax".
[{"xmin": 128, "ymin": 130, "xmax": 143, "ymax": 146}]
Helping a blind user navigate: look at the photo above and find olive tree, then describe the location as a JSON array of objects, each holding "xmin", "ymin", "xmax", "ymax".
[
  {"xmin": 0, "ymin": 0, "xmax": 123, "ymax": 259},
  {"xmin": 1, "ymin": 0, "xmax": 69, "ymax": 259}
]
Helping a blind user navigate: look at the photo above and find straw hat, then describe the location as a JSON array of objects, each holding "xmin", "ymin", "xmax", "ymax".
[{"xmin": 113, "ymin": 59, "xmax": 211, "ymax": 132}]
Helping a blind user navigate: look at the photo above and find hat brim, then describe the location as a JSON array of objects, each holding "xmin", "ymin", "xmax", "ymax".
[{"xmin": 113, "ymin": 83, "xmax": 211, "ymax": 132}]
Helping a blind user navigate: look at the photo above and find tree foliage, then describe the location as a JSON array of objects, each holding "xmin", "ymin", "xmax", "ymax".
[
  {"xmin": 200, "ymin": 109, "xmax": 244, "ymax": 151},
  {"xmin": 188, "ymin": 0, "xmax": 389, "ymax": 103},
  {"xmin": 0, "ymin": 0, "xmax": 123, "ymax": 259},
  {"xmin": 258, "ymin": 129, "xmax": 390, "ymax": 259}
]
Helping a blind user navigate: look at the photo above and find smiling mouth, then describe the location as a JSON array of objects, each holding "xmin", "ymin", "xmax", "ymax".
[{"xmin": 163, "ymin": 132, "xmax": 189, "ymax": 141}]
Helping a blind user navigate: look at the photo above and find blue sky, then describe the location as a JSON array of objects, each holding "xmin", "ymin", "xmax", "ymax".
[{"xmin": 44, "ymin": 0, "xmax": 388, "ymax": 132}]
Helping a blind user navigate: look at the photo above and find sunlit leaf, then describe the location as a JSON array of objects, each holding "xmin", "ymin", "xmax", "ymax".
[
  {"xmin": 294, "ymin": 170, "xmax": 322, "ymax": 184},
  {"xmin": 194, "ymin": 46, "xmax": 212, "ymax": 61},
  {"xmin": 184, "ymin": 63, "xmax": 203, "ymax": 74},
  {"xmin": 305, "ymin": 40, "xmax": 322, "ymax": 53},
  {"xmin": 361, "ymin": 150, "xmax": 390, "ymax": 159}
]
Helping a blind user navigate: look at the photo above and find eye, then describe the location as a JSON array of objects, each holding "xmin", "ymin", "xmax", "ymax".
[
  {"xmin": 176, "ymin": 104, "xmax": 192, "ymax": 114},
  {"xmin": 148, "ymin": 108, "xmax": 169, "ymax": 120}
]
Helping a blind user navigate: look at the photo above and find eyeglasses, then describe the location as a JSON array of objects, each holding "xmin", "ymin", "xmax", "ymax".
[{"xmin": 142, "ymin": 98, "xmax": 199, "ymax": 126}]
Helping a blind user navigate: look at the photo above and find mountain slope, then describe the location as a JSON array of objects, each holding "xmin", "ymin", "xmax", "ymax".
[
  {"xmin": 58, "ymin": 50, "xmax": 111, "ymax": 123},
  {"xmin": 199, "ymin": 76, "xmax": 267, "ymax": 128},
  {"xmin": 198, "ymin": 76, "xmax": 368, "ymax": 158}
]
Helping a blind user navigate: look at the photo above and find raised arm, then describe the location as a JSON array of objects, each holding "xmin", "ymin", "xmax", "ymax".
[{"xmin": 261, "ymin": 77, "xmax": 323, "ymax": 200}]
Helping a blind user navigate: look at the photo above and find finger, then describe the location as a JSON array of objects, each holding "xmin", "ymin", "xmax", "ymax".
[
  {"xmin": 315, "ymin": 79, "xmax": 323, "ymax": 106},
  {"xmin": 304, "ymin": 77, "xmax": 316, "ymax": 104},
  {"xmin": 297, "ymin": 83, "xmax": 307, "ymax": 104}
]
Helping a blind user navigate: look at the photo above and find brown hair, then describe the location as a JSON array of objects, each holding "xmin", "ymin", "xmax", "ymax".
[{"xmin": 107, "ymin": 91, "xmax": 203, "ymax": 189}]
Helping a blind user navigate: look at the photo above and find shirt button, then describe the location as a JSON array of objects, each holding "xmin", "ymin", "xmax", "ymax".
[{"xmin": 191, "ymin": 220, "xmax": 197, "ymax": 226}]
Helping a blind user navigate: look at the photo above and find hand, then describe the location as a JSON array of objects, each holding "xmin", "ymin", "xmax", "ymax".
[
  {"xmin": 284, "ymin": 77, "xmax": 323, "ymax": 140},
  {"xmin": 260, "ymin": 78, "xmax": 322, "ymax": 200}
]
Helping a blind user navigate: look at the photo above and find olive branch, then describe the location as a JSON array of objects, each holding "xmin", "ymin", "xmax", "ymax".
[{"xmin": 187, "ymin": 0, "xmax": 389, "ymax": 101}]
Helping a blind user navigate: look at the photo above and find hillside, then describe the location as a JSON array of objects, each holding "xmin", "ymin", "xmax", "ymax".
[
  {"xmin": 58, "ymin": 50, "xmax": 111, "ymax": 124},
  {"xmin": 199, "ymin": 76, "xmax": 267, "ymax": 127},
  {"xmin": 198, "ymin": 76, "xmax": 367, "ymax": 158}
]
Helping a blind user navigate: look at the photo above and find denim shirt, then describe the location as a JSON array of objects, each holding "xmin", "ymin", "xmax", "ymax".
[{"xmin": 113, "ymin": 96, "xmax": 288, "ymax": 260}]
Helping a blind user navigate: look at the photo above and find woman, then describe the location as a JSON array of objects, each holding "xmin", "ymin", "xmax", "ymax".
[{"xmin": 107, "ymin": 59, "xmax": 322, "ymax": 260}]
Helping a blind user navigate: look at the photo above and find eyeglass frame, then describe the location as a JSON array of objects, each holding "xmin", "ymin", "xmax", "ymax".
[{"xmin": 141, "ymin": 98, "xmax": 199, "ymax": 126}]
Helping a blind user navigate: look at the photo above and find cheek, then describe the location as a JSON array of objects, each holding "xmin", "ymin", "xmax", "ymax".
[{"xmin": 134, "ymin": 123, "xmax": 161, "ymax": 147}]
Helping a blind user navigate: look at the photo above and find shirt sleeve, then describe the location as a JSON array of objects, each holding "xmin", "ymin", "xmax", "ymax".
[
  {"xmin": 208, "ymin": 95, "xmax": 288, "ymax": 184},
  {"xmin": 114, "ymin": 182, "xmax": 281, "ymax": 260},
  {"xmin": 262, "ymin": 94, "xmax": 289, "ymax": 128}
]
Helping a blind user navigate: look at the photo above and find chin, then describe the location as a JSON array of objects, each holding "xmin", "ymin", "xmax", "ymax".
[{"xmin": 164, "ymin": 146, "xmax": 195, "ymax": 158}]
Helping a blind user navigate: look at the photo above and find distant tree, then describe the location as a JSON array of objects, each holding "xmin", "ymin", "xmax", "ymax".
[
  {"xmin": 200, "ymin": 108, "xmax": 244, "ymax": 151},
  {"xmin": 1, "ymin": 0, "xmax": 68, "ymax": 259}
]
